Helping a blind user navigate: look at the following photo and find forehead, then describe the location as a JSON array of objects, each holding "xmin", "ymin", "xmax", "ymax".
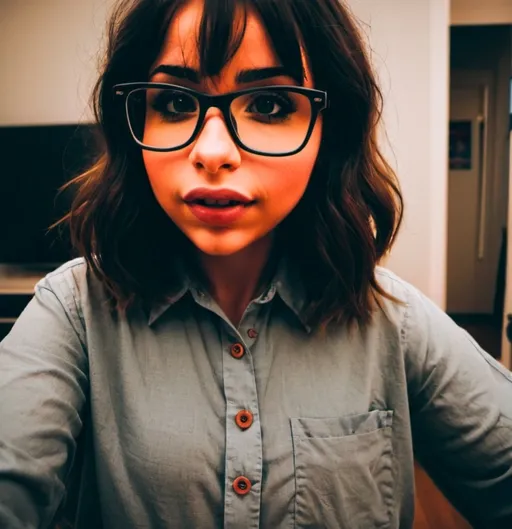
[
  {"xmin": 159, "ymin": 0, "xmax": 275, "ymax": 67},
  {"xmin": 153, "ymin": 0, "xmax": 312, "ymax": 87}
]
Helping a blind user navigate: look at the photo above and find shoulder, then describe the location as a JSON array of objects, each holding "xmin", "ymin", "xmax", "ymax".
[
  {"xmin": 37, "ymin": 258, "xmax": 89, "ymax": 300},
  {"xmin": 35, "ymin": 258, "xmax": 145, "ymax": 329},
  {"xmin": 373, "ymin": 265, "xmax": 455, "ymax": 347},
  {"xmin": 16, "ymin": 258, "xmax": 92, "ymax": 346},
  {"xmin": 375, "ymin": 265, "xmax": 443, "ymax": 316},
  {"xmin": 375, "ymin": 266, "xmax": 411, "ymax": 300},
  {"xmin": 374, "ymin": 266, "xmax": 420, "ymax": 328},
  {"xmin": 40, "ymin": 257, "xmax": 88, "ymax": 283},
  {"xmin": 35, "ymin": 258, "xmax": 108, "ymax": 327},
  {"xmin": 373, "ymin": 266, "xmax": 489, "ymax": 379}
]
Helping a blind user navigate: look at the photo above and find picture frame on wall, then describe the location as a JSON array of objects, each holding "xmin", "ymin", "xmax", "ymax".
[{"xmin": 449, "ymin": 120, "xmax": 472, "ymax": 170}]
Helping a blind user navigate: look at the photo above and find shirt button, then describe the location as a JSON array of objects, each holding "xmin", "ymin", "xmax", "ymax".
[
  {"xmin": 247, "ymin": 328, "xmax": 258, "ymax": 339},
  {"xmin": 233, "ymin": 476, "xmax": 251, "ymax": 495},
  {"xmin": 235, "ymin": 410, "xmax": 254, "ymax": 430},
  {"xmin": 230, "ymin": 343, "xmax": 245, "ymax": 359}
]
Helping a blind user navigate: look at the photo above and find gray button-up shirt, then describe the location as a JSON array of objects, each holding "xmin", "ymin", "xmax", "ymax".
[{"xmin": 1, "ymin": 258, "xmax": 512, "ymax": 528}]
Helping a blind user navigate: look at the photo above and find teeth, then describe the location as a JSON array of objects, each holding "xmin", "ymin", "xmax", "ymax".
[{"xmin": 202, "ymin": 199, "xmax": 238, "ymax": 206}]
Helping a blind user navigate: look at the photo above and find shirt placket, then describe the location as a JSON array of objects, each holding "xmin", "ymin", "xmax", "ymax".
[
  {"xmin": 192, "ymin": 288, "xmax": 264, "ymax": 529},
  {"xmin": 221, "ymin": 318, "xmax": 262, "ymax": 529},
  {"xmin": 221, "ymin": 286, "xmax": 278, "ymax": 529}
]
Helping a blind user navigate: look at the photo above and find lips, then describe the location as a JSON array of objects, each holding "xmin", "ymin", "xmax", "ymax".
[
  {"xmin": 183, "ymin": 187, "xmax": 256, "ymax": 226},
  {"xmin": 183, "ymin": 188, "xmax": 254, "ymax": 208}
]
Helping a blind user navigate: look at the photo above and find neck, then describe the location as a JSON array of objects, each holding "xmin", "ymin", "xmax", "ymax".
[{"xmin": 197, "ymin": 234, "xmax": 276, "ymax": 326}]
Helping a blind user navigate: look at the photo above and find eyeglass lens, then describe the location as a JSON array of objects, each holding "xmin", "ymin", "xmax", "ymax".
[{"xmin": 126, "ymin": 87, "xmax": 314, "ymax": 154}]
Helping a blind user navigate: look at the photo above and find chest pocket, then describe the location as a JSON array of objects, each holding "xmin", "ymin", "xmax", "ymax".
[{"xmin": 291, "ymin": 410, "xmax": 394, "ymax": 529}]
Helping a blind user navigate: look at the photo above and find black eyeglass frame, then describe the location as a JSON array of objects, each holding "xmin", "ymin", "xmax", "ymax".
[{"xmin": 113, "ymin": 82, "xmax": 328, "ymax": 157}]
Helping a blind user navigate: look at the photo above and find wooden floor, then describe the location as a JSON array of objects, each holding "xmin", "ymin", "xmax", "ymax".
[{"xmin": 414, "ymin": 462, "xmax": 471, "ymax": 529}]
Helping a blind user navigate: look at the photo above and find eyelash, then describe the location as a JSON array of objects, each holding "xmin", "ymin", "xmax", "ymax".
[
  {"xmin": 245, "ymin": 93, "xmax": 297, "ymax": 121},
  {"xmin": 151, "ymin": 92, "xmax": 197, "ymax": 121},
  {"xmin": 147, "ymin": 89, "xmax": 299, "ymax": 125}
]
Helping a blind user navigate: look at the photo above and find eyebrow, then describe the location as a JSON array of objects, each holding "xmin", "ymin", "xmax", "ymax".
[
  {"xmin": 236, "ymin": 66, "xmax": 299, "ymax": 84},
  {"xmin": 150, "ymin": 65, "xmax": 200, "ymax": 83},
  {"xmin": 149, "ymin": 64, "xmax": 300, "ymax": 85}
]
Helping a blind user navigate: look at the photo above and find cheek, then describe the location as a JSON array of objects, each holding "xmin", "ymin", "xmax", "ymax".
[
  {"xmin": 263, "ymin": 128, "xmax": 321, "ymax": 211},
  {"xmin": 266, "ymin": 158, "xmax": 310, "ymax": 203},
  {"xmin": 142, "ymin": 151, "xmax": 180, "ymax": 206},
  {"xmin": 143, "ymin": 151, "xmax": 162, "ymax": 189}
]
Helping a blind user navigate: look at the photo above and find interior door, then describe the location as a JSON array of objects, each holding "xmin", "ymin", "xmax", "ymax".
[{"xmin": 447, "ymin": 83, "xmax": 487, "ymax": 313}]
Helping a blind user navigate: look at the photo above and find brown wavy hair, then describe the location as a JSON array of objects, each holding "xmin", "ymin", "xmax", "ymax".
[{"xmin": 58, "ymin": 0, "xmax": 403, "ymax": 330}]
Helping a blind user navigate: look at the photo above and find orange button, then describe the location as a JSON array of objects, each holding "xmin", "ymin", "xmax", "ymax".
[
  {"xmin": 233, "ymin": 476, "xmax": 251, "ymax": 495},
  {"xmin": 247, "ymin": 328, "xmax": 258, "ymax": 339},
  {"xmin": 235, "ymin": 410, "xmax": 253, "ymax": 430},
  {"xmin": 230, "ymin": 343, "xmax": 245, "ymax": 359}
]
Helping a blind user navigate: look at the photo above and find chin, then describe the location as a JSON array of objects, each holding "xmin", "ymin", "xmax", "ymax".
[{"xmin": 187, "ymin": 230, "xmax": 257, "ymax": 257}]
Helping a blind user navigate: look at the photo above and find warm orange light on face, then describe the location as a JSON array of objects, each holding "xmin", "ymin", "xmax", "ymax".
[{"xmin": 142, "ymin": 0, "xmax": 322, "ymax": 257}]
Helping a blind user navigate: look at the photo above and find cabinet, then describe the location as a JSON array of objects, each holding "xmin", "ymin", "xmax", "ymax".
[{"xmin": 0, "ymin": 266, "xmax": 46, "ymax": 340}]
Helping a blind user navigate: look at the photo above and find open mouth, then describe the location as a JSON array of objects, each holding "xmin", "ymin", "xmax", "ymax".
[
  {"xmin": 189, "ymin": 199, "xmax": 253, "ymax": 209},
  {"xmin": 183, "ymin": 189, "xmax": 256, "ymax": 224}
]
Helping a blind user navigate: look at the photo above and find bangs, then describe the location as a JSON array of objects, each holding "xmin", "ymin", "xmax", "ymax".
[{"xmin": 196, "ymin": 0, "xmax": 305, "ymax": 83}]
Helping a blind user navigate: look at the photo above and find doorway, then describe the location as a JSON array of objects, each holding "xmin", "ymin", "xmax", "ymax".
[{"xmin": 447, "ymin": 25, "xmax": 512, "ymax": 361}]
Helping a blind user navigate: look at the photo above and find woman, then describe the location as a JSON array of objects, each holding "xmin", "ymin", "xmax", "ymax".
[{"xmin": 1, "ymin": 0, "xmax": 511, "ymax": 527}]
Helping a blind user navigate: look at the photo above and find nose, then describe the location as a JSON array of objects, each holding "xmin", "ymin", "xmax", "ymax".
[{"xmin": 189, "ymin": 110, "xmax": 242, "ymax": 175}]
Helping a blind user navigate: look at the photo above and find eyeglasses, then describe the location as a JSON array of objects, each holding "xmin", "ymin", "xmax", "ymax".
[{"xmin": 113, "ymin": 82, "xmax": 328, "ymax": 157}]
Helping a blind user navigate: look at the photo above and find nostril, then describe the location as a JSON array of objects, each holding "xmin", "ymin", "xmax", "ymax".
[{"xmin": 193, "ymin": 161, "xmax": 234, "ymax": 173}]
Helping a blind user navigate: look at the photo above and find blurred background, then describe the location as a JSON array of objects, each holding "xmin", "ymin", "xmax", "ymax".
[{"xmin": 0, "ymin": 2, "xmax": 511, "ymax": 526}]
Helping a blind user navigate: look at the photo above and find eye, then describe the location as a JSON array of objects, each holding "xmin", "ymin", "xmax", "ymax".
[
  {"xmin": 151, "ymin": 90, "xmax": 198, "ymax": 117},
  {"xmin": 246, "ymin": 93, "xmax": 295, "ymax": 119},
  {"xmin": 165, "ymin": 93, "xmax": 197, "ymax": 113},
  {"xmin": 251, "ymin": 96, "xmax": 281, "ymax": 116}
]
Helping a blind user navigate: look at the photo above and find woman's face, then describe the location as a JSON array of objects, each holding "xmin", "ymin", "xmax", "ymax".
[{"xmin": 142, "ymin": 0, "xmax": 322, "ymax": 257}]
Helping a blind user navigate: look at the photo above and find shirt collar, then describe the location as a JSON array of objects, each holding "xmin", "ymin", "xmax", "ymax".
[
  {"xmin": 272, "ymin": 258, "xmax": 311, "ymax": 332},
  {"xmin": 148, "ymin": 282, "xmax": 190, "ymax": 326},
  {"xmin": 147, "ymin": 259, "xmax": 190, "ymax": 325},
  {"xmin": 147, "ymin": 257, "xmax": 310, "ymax": 332}
]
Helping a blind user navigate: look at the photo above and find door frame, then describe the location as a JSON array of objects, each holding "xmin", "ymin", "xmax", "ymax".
[{"xmin": 501, "ymin": 132, "xmax": 512, "ymax": 370}]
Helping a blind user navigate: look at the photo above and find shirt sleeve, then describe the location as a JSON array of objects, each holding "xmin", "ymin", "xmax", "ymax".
[
  {"xmin": 404, "ymin": 284, "xmax": 512, "ymax": 528},
  {"xmin": 0, "ymin": 275, "xmax": 88, "ymax": 529}
]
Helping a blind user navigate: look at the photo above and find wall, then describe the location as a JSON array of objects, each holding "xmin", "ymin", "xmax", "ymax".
[
  {"xmin": 348, "ymin": 0, "xmax": 450, "ymax": 308},
  {"xmin": 0, "ymin": 0, "xmax": 113, "ymax": 126},
  {"xmin": 452, "ymin": 0, "xmax": 512, "ymax": 26}
]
